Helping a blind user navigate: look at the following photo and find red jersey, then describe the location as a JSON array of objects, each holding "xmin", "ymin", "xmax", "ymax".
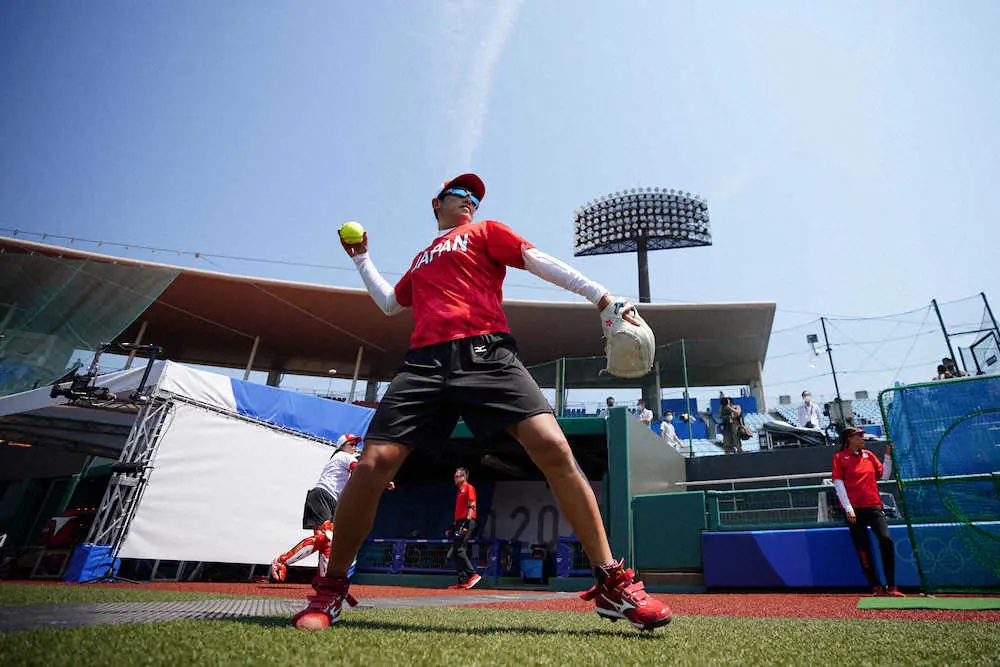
[
  {"xmin": 832, "ymin": 448, "xmax": 883, "ymax": 508},
  {"xmin": 394, "ymin": 221, "xmax": 534, "ymax": 349},
  {"xmin": 454, "ymin": 482, "xmax": 477, "ymax": 521}
]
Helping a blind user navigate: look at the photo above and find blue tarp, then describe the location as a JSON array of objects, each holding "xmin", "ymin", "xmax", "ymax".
[
  {"xmin": 229, "ymin": 379, "xmax": 375, "ymax": 443},
  {"xmin": 63, "ymin": 543, "xmax": 120, "ymax": 583}
]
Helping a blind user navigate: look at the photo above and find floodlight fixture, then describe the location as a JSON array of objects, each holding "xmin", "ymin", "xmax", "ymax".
[
  {"xmin": 572, "ymin": 187, "xmax": 712, "ymax": 302},
  {"xmin": 806, "ymin": 333, "xmax": 819, "ymax": 356}
]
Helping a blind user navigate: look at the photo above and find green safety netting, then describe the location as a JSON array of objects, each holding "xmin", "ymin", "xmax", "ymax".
[{"xmin": 0, "ymin": 252, "xmax": 180, "ymax": 396}]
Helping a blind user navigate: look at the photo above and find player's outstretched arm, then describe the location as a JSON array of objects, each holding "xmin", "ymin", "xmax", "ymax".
[
  {"xmin": 522, "ymin": 247, "xmax": 640, "ymax": 325},
  {"xmin": 522, "ymin": 247, "xmax": 608, "ymax": 305},
  {"xmin": 342, "ymin": 231, "xmax": 406, "ymax": 316}
]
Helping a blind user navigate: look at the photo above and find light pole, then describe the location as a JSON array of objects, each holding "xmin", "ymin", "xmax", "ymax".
[
  {"xmin": 573, "ymin": 187, "xmax": 712, "ymax": 304},
  {"xmin": 573, "ymin": 187, "xmax": 712, "ymax": 416}
]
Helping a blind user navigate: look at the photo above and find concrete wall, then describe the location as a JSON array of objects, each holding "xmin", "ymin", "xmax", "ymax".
[
  {"xmin": 605, "ymin": 407, "xmax": 689, "ymax": 568},
  {"xmin": 628, "ymin": 416, "xmax": 686, "ymax": 497}
]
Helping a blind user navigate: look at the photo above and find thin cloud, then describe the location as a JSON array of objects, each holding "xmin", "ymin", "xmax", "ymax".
[{"xmin": 433, "ymin": 0, "xmax": 523, "ymax": 168}]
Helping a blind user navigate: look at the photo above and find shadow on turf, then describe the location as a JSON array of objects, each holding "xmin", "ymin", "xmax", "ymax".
[{"xmin": 232, "ymin": 616, "xmax": 667, "ymax": 638}]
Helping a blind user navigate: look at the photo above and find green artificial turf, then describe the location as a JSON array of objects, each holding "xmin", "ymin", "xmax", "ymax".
[
  {"xmin": 0, "ymin": 583, "xmax": 260, "ymax": 606},
  {"xmin": 858, "ymin": 596, "xmax": 1000, "ymax": 611},
  {"xmin": 1, "ymin": 607, "xmax": 999, "ymax": 667}
]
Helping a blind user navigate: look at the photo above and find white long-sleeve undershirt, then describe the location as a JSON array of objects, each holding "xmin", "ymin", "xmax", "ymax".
[
  {"xmin": 522, "ymin": 247, "xmax": 609, "ymax": 305},
  {"xmin": 351, "ymin": 246, "xmax": 610, "ymax": 315},
  {"xmin": 352, "ymin": 253, "xmax": 405, "ymax": 315},
  {"xmin": 832, "ymin": 480, "xmax": 853, "ymax": 513},
  {"xmin": 832, "ymin": 452, "xmax": 893, "ymax": 514}
]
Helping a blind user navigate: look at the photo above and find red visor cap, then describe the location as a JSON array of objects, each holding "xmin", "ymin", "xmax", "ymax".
[{"xmin": 438, "ymin": 173, "xmax": 485, "ymax": 202}]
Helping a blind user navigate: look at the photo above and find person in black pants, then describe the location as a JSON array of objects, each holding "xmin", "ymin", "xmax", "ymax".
[
  {"xmin": 831, "ymin": 427, "xmax": 904, "ymax": 597},
  {"xmin": 447, "ymin": 467, "xmax": 480, "ymax": 589}
]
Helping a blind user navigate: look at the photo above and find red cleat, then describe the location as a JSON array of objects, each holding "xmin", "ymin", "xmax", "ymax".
[
  {"xmin": 580, "ymin": 560, "xmax": 672, "ymax": 631},
  {"xmin": 885, "ymin": 587, "xmax": 906, "ymax": 598},
  {"xmin": 291, "ymin": 575, "xmax": 357, "ymax": 630},
  {"xmin": 462, "ymin": 573, "xmax": 482, "ymax": 590}
]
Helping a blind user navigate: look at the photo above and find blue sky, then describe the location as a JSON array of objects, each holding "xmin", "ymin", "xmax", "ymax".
[{"xmin": 2, "ymin": 1, "xmax": 998, "ymax": 405}]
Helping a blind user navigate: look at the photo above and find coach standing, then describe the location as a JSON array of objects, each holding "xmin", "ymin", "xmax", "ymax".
[
  {"xmin": 832, "ymin": 427, "xmax": 904, "ymax": 597},
  {"xmin": 447, "ymin": 467, "xmax": 481, "ymax": 590}
]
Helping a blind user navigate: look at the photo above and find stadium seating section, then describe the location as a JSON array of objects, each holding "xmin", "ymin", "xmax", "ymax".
[{"xmin": 478, "ymin": 395, "xmax": 886, "ymax": 456}]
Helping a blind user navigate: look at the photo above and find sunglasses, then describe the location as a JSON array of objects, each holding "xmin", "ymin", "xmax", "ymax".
[{"xmin": 441, "ymin": 187, "xmax": 480, "ymax": 207}]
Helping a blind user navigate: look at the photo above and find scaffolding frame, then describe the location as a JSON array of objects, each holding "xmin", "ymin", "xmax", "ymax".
[{"xmin": 85, "ymin": 397, "xmax": 173, "ymax": 548}]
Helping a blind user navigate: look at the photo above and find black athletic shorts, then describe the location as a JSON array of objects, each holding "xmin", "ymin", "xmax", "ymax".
[
  {"xmin": 365, "ymin": 333, "xmax": 552, "ymax": 452},
  {"xmin": 302, "ymin": 487, "xmax": 337, "ymax": 529}
]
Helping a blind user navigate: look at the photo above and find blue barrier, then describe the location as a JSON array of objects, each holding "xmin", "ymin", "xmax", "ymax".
[
  {"xmin": 520, "ymin": 558, "xmax": 544, "ymax": 581},
  {"xmin": 672, "ymin": 419, "xmax": 707, "ymax": 440},
  {"xmin": 662, "ymin": 398, "xmax": 699, "ymax": 416},
  {"xmin": 709, "ymin": 396, "xmax": 758, "ymax": 416},
  {"xmin": 357, "ymin": 538, "xmax": 520, "ymax": 577},
  {"xmin": 555, "ymin": 538, "xmax": 591, "ymax": 577},
  {"xmin": 703, "ymin": 522, "xmax": 1000, "ymax": 589},
  {"xmin": 63, "ymin": 543, "xmax": 119, "ymax": 583}
]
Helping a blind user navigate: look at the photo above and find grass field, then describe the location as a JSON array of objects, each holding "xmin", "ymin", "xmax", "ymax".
[
  {"xmin": 2, "ymin": 585, "xmax": 1000, "ymax": 667},
  {"xmin": 1, "ymin": 607, "xmax": 999, "ymax": 666},
  {"xmin": 0, "ymin": 583, "xmax": 261, "ymax": 606}
]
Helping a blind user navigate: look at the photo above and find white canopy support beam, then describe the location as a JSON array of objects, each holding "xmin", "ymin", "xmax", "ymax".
[{"xmin": 750, "ymin": 360, "xmax": 766, "ymax": 412}]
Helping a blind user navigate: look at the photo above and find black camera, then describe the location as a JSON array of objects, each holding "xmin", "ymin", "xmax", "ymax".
[{"xmin": 50, "ymin": 342, "xmax": 162, "ymax": 405}]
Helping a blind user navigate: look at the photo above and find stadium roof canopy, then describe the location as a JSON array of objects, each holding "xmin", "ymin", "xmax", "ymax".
[{"xmin": 1, "ymin": 237, "xmax": 775, "ymax": 388}]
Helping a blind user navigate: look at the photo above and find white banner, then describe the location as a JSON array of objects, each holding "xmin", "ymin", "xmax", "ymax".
[
  {"xmin": 485, "ymin": 481, "xmax": 602, "ymax": 548},
  {"xmin": 118, "ymin": 402, "xmax": 332, "ymax": 564}
]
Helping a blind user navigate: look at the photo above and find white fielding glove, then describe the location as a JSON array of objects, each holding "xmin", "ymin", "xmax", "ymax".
[{"xmin": 600, "ymin": 297, "xmax": 655, "ymax": 378}]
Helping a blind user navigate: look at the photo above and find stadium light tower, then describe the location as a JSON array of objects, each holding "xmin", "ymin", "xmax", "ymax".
[{"xmin": 573, "ymin": 187, "xmax": 712, "ymax": 303}]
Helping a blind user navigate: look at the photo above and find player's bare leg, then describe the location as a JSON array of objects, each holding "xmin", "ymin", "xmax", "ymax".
[
  {"xmin": 326, "ymin": 441, "xmax": 411, "ymax": 574},
  {"xmin": 507, "ymin": 413, "xmax": 613, "ymax": 565},
  {"xmin": 508, "ymin": 412, "xmax": 671, "ymax": 630},
  {"xmin": 293, "ymin": 440, "xmax": 411, "ymax": 630}
]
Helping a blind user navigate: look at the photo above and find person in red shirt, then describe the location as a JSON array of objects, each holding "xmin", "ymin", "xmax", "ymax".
[
  {"xmin": 446, "ymin": 467, "xmax": 480, "ymax": 590},
  {"xmin": 292, "ymin": 173, "xmax": 671, "ymax": 632},
  {"xmin": 831, "ymin": 427, "xmax": 904, "ymax": 597}
]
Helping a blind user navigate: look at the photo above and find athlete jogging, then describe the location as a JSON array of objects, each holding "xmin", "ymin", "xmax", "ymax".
[{"xmin": 292, "ymin": 173, "xmax": 671, "ymax": 631}]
